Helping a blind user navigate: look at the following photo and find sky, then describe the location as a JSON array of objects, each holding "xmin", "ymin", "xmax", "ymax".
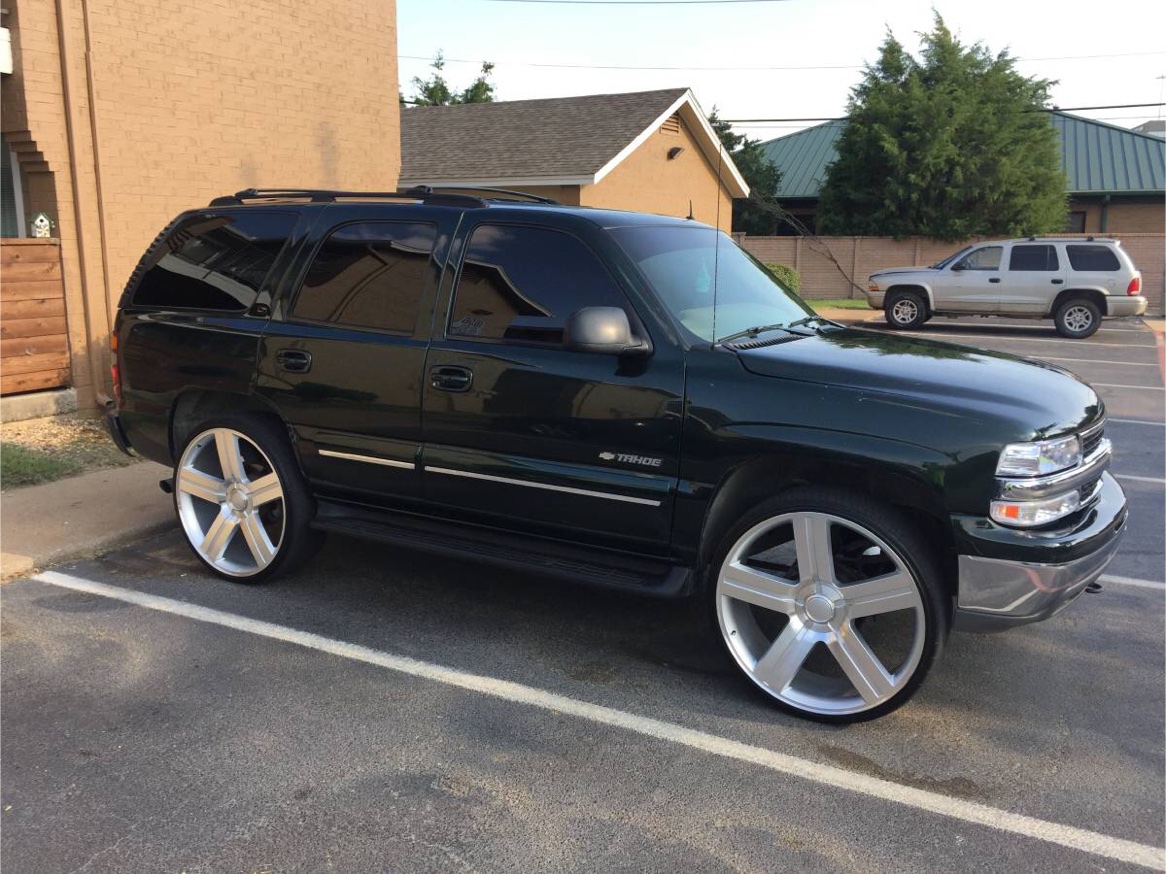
[{"xmin": 397, "ymin": 0, "xmax": 1166, "ymax": 144}]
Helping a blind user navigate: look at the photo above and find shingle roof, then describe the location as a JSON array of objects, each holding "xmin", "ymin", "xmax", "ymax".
[
  {"xmin": 400, "ymin": 89, "xmax": 689, "ymax": 184},
  {"xmin": 757, "ymin": 112, "xmax": 1165, "ymax": 199}
]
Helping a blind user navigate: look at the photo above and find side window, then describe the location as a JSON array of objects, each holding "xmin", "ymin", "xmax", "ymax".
[
  {"xmin": 132, "ymin": 211, "xmax": 297, "ymax": 310},
  {"xmin": 448, "ymin": 224, "xmax": 627, "ymax": 344},
  {"xmin": 292, "ymin": 222, "xmax": 436, "ymax": 333},
  {"xmin": 954, "ymin": 246, "xmax": 1002, "ymax": 271},
  {"xmin": 1009, "ymin": 244, "xmax": 1059, "ymax": 271},
  {"xmin": 1067, "ymin": 245, "xmax": 1121, "ymax": 272}
]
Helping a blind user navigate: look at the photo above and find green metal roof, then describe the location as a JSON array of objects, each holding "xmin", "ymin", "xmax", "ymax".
[{"xmin": 758, "ymin": 111, "xmax": 1165, "ymax": 199}]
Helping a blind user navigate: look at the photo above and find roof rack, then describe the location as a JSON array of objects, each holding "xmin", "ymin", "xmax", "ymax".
[{"xmin": 208, "ymin": 186, "xmax": 560, "ymax": 208}]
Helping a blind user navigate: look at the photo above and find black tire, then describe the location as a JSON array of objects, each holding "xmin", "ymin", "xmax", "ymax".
[
  {"xmin": 884, "ymin": 290, "xmax": 928, "ymax": 329},
  {"xmin": 705, "ymin": 486, "xmax": 948, "ymax": 723},
  {"xmin": 172, "ymin": 413, "xmax": 324, "ymax": 583},
  {"xmin": 1053, "ymin": 298, "xmax": 1101, "ymax": 339}
]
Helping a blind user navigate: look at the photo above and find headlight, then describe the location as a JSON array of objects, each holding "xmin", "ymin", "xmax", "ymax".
[
  {"xmin": 991, "ymin": 492, "xmax": 1081, "ymax": 528},
  {"xmin": 996, "ymin": 435, "xmax": 1082, "ymax": 478}
]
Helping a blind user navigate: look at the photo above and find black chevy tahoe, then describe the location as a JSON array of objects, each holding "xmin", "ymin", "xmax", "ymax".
[{"xmin": 107, "ymin": 188, "xmax": 1127, "ymax": 722}]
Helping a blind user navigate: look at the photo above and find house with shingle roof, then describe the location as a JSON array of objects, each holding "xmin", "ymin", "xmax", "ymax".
[
  {"xmin": 400, "ymin": 88, "xmax": 748, "ymax": 230},
  {"xmin": 757, "ymin": 111, "xmax": 1165, "ymax": 236}
]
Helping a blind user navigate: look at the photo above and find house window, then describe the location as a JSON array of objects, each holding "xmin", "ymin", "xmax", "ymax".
[
  {"xmin": 1065, "ymin": 211, "xmax": 1087, "ymax": 233},
  {"xmin": 1, "ymin": 137, "xmax": 25, "ymax": 238}
]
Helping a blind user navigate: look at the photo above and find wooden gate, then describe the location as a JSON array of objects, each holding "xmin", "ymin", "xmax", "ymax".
[{"xmin": 1, "ymin": 239, "xmax": 71, "ymax": 396}]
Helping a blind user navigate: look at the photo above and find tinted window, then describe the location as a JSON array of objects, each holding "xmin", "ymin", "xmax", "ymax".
[
  {"xmin": 293, "ymin": 222, "xmax": 436, "ymax": 333},
  {"xmin": 132, "ymin": 211, "xmax": 296, "ymax": 310},
  {"xmin": 449, "ymin": 225, "xmax": 627, "ymax": 343},
  {"xmin": 954, "ymin": 246, "xmax": 1002, "ymax": 271},
  {"xmin": 1009, "ymin": 244, "xmax": 1059, "ymax": 271},
  {"xmin": 1067, "ymin": 245, "xmax": 1121, "ymax": 272}
]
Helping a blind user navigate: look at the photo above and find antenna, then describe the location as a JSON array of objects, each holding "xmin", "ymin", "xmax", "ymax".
[
  {"xmin": 711, "ymin": 134, "xmax": 724, "ymax": 344},
  {"xmin": 687, "ymin": 199, "xmax": 694, "ymax": 221}
]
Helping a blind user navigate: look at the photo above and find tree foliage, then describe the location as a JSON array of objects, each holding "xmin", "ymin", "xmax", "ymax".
[
  {"xmin": 709, "ymin": 111, "xmax": 783, "ymax": 236},
  {"xmin": 817, "ymin": 16, "xmax": 1066, "ymax": 241},
  {"xmin": 406, "ymin": 52, "xmax": 496, "ymax": 106}
]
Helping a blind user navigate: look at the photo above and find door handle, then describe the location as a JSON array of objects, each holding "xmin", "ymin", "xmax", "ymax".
[
  {"xmin": 1051, "ymin": 279, "xmax": 1064, "ymax": 284},
  {"xmin": 275, "ymin": 349, "xmax": 312, "ymax": 373},
  {"xmin": 430, "ymin": 365, "xmax": 473, "ymax": 392},
  {"xmin": 989, "ymin": 278, "xmax": 1001, "ymax": 284}
]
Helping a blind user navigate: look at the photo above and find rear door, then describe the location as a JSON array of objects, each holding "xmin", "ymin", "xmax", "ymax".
[
  {"xmin": 419, "ymin": 219, "xmax": 685, "ymax": 554},
  {"xmin": 256, "ymin": 204, "xmax": 457, "ymax": 506},
  {"xmin": 999, "ymin": 243, "xmax": 1063, "ymax": 313}
]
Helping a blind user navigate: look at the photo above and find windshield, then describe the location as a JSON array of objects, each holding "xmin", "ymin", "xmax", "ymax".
[
  {"xmin": 931, "ymin": 245, "xmax": 973, "ymax": 270},
  {"xmin": 611, "ymin": 226, "xmax": 812, "ymax": 343}
]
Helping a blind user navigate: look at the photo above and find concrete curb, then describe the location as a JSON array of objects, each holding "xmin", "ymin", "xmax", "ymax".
[{"xmin": 1, "ymin": 461, "xmax": 175, "ymax": 581}]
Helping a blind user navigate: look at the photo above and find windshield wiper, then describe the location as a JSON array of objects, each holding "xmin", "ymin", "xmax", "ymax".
[
  {"xmin": 787, "ymin": 316, "xmax": 825, "ymax": 329},
  {"xmin": 717, "ymin": 323, "xmax": 790, "ymax": 344}
]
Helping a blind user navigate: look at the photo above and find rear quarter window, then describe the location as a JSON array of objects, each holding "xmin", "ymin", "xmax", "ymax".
[
  {"xmin": 130, "ymin": 210, "xmax": 297, "ymax": 311},
  {"xmin": 1066, "ymin": 245, "xmax": 1121, "ymax": 272}
]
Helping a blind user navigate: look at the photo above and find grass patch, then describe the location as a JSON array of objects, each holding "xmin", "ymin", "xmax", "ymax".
[
  {"xmin": 804, "ymin": 298, "xmax": 873, "ymax": 310},
  {"xmin": 0, "ymin": 443, "xmax": 84, "ymax": 488}
]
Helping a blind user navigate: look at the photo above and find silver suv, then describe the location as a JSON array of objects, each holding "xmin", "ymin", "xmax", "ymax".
[{"xmin": 866, "ymin": 237, "xmax": 1147, "ymax": 338}]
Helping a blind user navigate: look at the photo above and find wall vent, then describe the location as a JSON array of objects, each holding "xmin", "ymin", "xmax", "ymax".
[{"xmin": 660, "ymin": 114, "xmax": 681, "ymax": 136}]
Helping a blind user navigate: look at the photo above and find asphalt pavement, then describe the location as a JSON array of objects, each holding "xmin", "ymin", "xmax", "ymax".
[{"xmin": 2, "ymin": 315, "xmax": 1163, "ymax": 873}]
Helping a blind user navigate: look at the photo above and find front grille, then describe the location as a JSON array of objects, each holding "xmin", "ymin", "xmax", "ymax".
[
  {"xmin": 1078, "ymin": 474, "xmax": 1103, "ymax": 506},
  {"xmin": 1080, "ymin": 421, "xmax": 1105, "ymax": 457}
]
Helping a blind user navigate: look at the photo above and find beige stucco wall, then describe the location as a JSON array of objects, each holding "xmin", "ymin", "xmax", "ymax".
[
  {"xmin": 2, "ymin": 0, "xmax": 400, "ymax": 407},
  {"xmin": 580, "ymin": 116, "xmax": 733, "ymax": 230}
]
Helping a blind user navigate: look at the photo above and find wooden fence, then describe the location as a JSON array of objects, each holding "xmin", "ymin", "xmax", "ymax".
[{"xmin": 1, "ymin": 239, "xmax": 71, "ymax": 396}]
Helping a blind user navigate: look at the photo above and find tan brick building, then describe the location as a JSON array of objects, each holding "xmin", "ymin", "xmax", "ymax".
[
  {"xmin": 1, "ymin": 1, "xmax": 400, "ymax": 411},
  {"xmin": 399, "ymin": 89, "xmax": 748, "ymax": 230}
]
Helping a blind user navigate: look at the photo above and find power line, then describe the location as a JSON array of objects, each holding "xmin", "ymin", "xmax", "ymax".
[
  {"xmin": 721, "ymin": 103, "xmax": 1166, "ymax": 123},
  {"xmin": 482, "ymin": 0, "xmax": 789, "ymax": 4},
  {"xmin": 400, "ymin": 50, "xmax": 1164, "ymax": 73}
]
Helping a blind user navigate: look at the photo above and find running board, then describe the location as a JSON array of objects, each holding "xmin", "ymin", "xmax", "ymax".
[{"xmin": 311, "ymin": 501, "xmax": 692, "ymax": 598}]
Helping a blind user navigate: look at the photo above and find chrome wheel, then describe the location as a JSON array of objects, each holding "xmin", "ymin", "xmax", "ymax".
[
  {"xmin": 890, "ymin": 297, "xmax": 920, "ymax": 326},
  {"xmin": 715, "ymin": 511, "xmax": 926, "ymax": 717},
  {"xmin": 175, "ymin": 427, "xmax": 286, "ymax": 577},
  {"xmin": 1062, "ymin": 305, "xmax": 1094, "ymax": 333}
]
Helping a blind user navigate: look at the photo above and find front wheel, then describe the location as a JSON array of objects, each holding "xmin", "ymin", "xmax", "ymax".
[
  {"xmin": 884, "ymin": 291, "xmax": 928, "ymax": 329},
  {"xmin": 1054, "ymin": 298, "xmax": 1101, "ymax": 339},
  {"xmin": 709, "ymin": 488, "xmax": 947, "ymax": 723},
  {"xmin": 173, "ymin": 414, "xmax": 323, "ymax": 583}
]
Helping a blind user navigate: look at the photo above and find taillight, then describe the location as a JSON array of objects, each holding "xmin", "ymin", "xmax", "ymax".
[
  {"xmin": 1127, "ymin": 275, "xmax": 1142, "ymax": 295},
  {"xmin": 110, "ymin": 331, "xmax": 122, "ymax": 403}
]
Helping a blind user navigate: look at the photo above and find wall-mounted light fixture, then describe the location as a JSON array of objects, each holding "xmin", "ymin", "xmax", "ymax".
[{"xmin": 667, "ymin": 146, "xmax": 685, "ymax": 160}]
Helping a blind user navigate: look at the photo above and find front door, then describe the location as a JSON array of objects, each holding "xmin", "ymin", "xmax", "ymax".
[
  {"xmin": 420, "ymin": 221, "xmax": 685, "ymax": 554},
  {"xmin": 934, "ymin": 244, "xmax": 1004, "ymax": 312}
]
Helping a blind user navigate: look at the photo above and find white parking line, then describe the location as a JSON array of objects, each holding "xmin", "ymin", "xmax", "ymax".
[
  {"xmin": 27, "ymin": 570, "xmax": 1166, "ymax": 872},
  {"xmin": 894, "ymin": 332, "xmax": 1157, "ymax": 349},
  {"xmin": 1036, "ymin": 357, "xmax": 1159, "ymax": 367},
  {"xmin": 1109, "ymin": 418, "xmax": 1166, "ymax": 427},
  {"xmin": 1100, "ymin": 575, "xmax": 1166, "ymax": 591},
  {"xmin": 1115, "ymin": 474, "xmax": 1166, "ymax": 485},
  {"xmin": 1092, "ymin": 383, "xmax": 1166, "ymax": 391}
]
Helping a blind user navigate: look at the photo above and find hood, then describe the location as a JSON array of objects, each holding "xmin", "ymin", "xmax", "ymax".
[
  {"xmin": 870, "ymin": 266, "xmax": 938, "ymax": 278},
  {"xmin": 733, "ymin": 328, "xmax": 1102, "ymax": 438}
]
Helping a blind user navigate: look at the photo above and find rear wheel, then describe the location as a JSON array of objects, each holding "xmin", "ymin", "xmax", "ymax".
[
  {"xmin": 709, "ymin": 487, "xmax": 947, "ymax": 723},
  {"xmin": 885, "ymin": 290, "xmax": 928, "ymax": 329},
  {"xmin": 1054, "ymin": 298, "xmax": 1101, "ymax": 339},
  {"xmin": 174, "ymin": 414, "xmax": 323, "ymax": 582}
]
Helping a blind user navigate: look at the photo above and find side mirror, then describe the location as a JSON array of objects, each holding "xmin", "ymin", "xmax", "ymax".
[
  {"xmin": 563, "ymin": 307, "xmax": 649, "ymax": 356},
  {"xmin": 950, "ymin": 262, "xmax": 965, "ymax": 271}
]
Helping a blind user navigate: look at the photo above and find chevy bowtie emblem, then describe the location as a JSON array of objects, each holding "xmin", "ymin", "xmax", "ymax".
[
  {"xmin": 599, "ymin": 452, "xmax": 616, "ymax": 461},
  {"xmin": 599, "ymin": 451, "xmax": 663, "ymax": 467}
]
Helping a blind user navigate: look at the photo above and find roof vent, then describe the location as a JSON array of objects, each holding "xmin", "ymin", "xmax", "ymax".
[{"xmin": 660, "ymin": 114, "xmax": 681, "ymax": 136}]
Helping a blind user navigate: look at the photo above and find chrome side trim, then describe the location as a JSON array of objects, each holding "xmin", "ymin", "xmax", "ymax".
[
  {"xmin": 319, "ymin": 449, "xmax": 415, "ymax": 470},
  {"xmin": 997, "ymin": 438, "xmax": 1111, "ymax": 502},
  {"xmin": 426, "ymin": 466, "xmax": 662, "ymax": 507}
]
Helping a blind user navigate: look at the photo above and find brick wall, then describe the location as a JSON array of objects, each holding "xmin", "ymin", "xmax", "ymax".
[
  {"xmin": 1, "ymin": 0, "xmax": 399, "ymax": 404},
  {"xmin": 741, "ymin": 234, "xmax": 1165, "ymax": 313}
]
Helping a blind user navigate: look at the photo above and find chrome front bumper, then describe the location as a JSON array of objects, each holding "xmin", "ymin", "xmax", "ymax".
[{"xmin": 953, "ymin": 475, "xmax": 1127, "ymax": 632}]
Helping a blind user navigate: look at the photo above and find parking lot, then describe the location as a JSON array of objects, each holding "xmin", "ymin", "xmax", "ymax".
[{"xmin": 3, "ymin": 317, "xmax": 1163, "ymax": 873}]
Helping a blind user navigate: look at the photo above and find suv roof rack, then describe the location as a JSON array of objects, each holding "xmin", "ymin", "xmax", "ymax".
[{"xmin": 208, "ymin": 186, "xmax": 560, "ymax": 208}]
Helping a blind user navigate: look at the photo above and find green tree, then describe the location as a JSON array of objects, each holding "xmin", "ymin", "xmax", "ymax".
[
  {"xmin": 817, "ymin": 16, "xmax": 1066, "ymax": 240},
  {"xmin": 406, "ymin": 52, "xmax": 496, "ymax": 106},
  {"xmin": 708, "ymin": 110, "xmax": 783, "ymax": 236}
]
